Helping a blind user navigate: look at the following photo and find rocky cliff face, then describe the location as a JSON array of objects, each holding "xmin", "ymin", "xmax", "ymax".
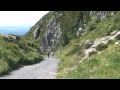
[
  {"xmin": 40, "ymin": 16, "xmax": 62, "ymax": 53},
  {"xmin": 23, "ymin": 11, "xmax": 117, "ymax": 53}
]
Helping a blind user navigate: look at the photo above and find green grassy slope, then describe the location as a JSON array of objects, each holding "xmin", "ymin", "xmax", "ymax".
[
  {"xmin": 0, "ymin": 35, "xmax": 43, "ymax": 76},
  {"xmin": 56, "ymin": 12, "xmax": 120, "ymax": 79}
]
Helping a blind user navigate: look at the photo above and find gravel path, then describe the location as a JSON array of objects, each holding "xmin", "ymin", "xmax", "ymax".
[{"xmin": 0, "ymin": 58, "xmax": 60, "ymax": 79}]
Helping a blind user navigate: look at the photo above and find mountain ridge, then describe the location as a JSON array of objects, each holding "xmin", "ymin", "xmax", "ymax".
[
  {"xmin": 23, "ymin": 11, "xmax": 120, "ymax": 78},
  {"xmin": 23, "ymin": 11, "xmax": 117, "ymax": 52}
]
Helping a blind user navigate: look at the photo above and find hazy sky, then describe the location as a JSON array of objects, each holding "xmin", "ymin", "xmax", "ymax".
[{"xmin": 0, "ymin": 11, "xmax": 49, "ymax": 27}]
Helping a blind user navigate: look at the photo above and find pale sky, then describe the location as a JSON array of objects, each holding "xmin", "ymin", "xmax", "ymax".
[{"xmin": 0, "ymin": 11, "xmax": 49, "ymax": 27}]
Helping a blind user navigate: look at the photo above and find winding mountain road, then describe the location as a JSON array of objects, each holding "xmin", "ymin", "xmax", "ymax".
[{"xmin": 0, "ymin": 58, "xmax": 60, "ymax": 79}]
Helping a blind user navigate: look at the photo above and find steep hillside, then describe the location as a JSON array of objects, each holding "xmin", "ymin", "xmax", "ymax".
[
  {"xmin": 23, "ymin": 11, "xmax": 117, "ymax": 52},
  {"xmin": 23, "ymin": 11, "xmax": 120, "ymax": 78},
  {"xmin": 0, "ymin": 34, "xmax": 43, "ymax": 76}
]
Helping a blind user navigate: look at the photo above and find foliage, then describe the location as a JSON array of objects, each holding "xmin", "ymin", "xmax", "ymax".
[
  {"xmin": 56, "ymin": 11, "xmax": 120, "ymax": 79},
  {"xmin": 0, "ymin": 36, "xmax": 43, "ymax": 76},
  {"xmin": 115, "ymin": 34, "xmax": 120, "ymax": 40},
  {"xmin": 87, "ymin": 22, "xmax": 96, "ymax": 32},
  {"xmin": 18, "ymin": 11, "xmax": 120, "ymax": 78},
  {"xmin": 96, "ymin": 43, "xmax": 108, "ymax": 51}
]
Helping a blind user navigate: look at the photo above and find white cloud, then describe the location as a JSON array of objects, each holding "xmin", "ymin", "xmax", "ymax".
[{"xmin": 0, "ymin": 11, "xmax": 49, "ymax": 26}]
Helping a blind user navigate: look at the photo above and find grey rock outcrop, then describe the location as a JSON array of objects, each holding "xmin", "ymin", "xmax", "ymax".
[
  {"xmin": 83, "ymin": 48, "xmax": 97, "ymax": 58},
  {"xmin": 109, "ymin": 31, "xmax": 120, "ymax": 40},
  {"xmin": 0, "ymin": 34, "xmax": 18, "ymax": 42},
  {"xmin": 40, "ymin": 16, "xmax": 62, "ymax": 53},
  {"xmin": 33, "ymin": 25, "xmax": 40, "ymax": 41},
  {"xmin": 82, "ymin": 30, "xmax": 120, "ymax": 59},
  {"xmin": 90, "ymin": 11, "xmax": 108, "ymax": 21}
]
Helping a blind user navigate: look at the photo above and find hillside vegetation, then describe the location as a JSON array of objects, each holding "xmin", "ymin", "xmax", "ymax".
[
  {"xmin": 56, "ymin": 12, "xmax": 120, "ymax": 79},
  {"xmin": 0, "ymin": 34, "xmax": 43, "ymax": 76},
  {"xmin": 21, "ymin": 11, "xmax": 120, "ymax": 78}
]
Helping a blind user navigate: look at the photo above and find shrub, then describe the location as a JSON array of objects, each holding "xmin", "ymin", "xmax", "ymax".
[
  {"xmin": 94, "ymin": 18, "xmax": 101, "ymax": 23},
  {"xmin": 16, "ymin": 36, "xmax": 21, "ymax": 41},
  {"xmin": 62, "ymin": 33, "xmax": 70, "ymax": 47},
  {"xmin": 96, "ymin": 43, "xmax": 108, "ymax": 51},
  {"xmin": 84, "ymin": 40, "xmax": 93, "ymax": 49},
  {"xmin": 0, "ymin": 60, "xmax": 9, "ymax": 75},
  {"xmin": 18, "ymin": 41, "xmax": 27, "ymax": 49},
  {"xmin": 1, "ymin": 49, "xmax": 20, "ymax": 70},
  {"xmin": 114, "ymin": 13, "xmax": 120, "ymax": 23},
  {"xmin": 109, "ymin": 24, "xmax": 118, "ymax": 31},
  {"xmin": 108, "ymin": 40, "xmax": 115, "ymax": 44},
  {"xmin": 20, "ymin": 51, "xmax": 43, "ymax": 65},
  {"xmin": 105, "ymin": 24, "xmax": 118, "ymax": 36},
  {"xmin": 0, "ymin": 38, "xmax": 44, "ymax": 76},
  {"xmin": 87, "ymin": 22, "xmax": 96, "ymax": 32},
  {"xmin": 115, "ymin": 34, "xmax": 120, "ymax": 40}
]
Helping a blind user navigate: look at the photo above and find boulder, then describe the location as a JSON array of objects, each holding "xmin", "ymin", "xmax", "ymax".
[
  {"xmin": 109, "ymin": 31, "xmax": 120, "ymax": 40},
  {"xmin": 115, "ymin": 42, "xmax": 119, "ymax": 45},
  {"xmin": 110, "ymin": 30, "xmax": 118, "ymax": 35},
  {"xmin": 84, "ymin": 48, "xmax": 97, "ymax": 58},
  {"xmin": 84, "ymin": 39, "xmax": 93, "ymax": 49},
  {"xmin": 91, "ymin": 36, "xmax": 109, "ymax": 48}
]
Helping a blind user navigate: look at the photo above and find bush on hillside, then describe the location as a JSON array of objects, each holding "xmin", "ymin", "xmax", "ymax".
[
  {"xmin": 0, "ymin": 60, "xmax": 9, "ymax": 75},
  {"xmin": 108, "ymin": 40, "xmax": 115, "ymax": 44},
  {"xmin": 96, "ymin": 43, "xmax": 108, "ymax": 51},
  {"xmin": 109, "ymin": 24, "xmax": 118, "ymax": 31},
  {"xmin": 62, "ymin": 33, "xmax": 70, "ymax": 47},
  {"xmin": 87, "ymin": 22, "xmax": 96, "ymax": 32},
  {"xmin": 115, "ymin": 34, "xmax": 120, "ymax": 40},
  {"xmin": 94, "ymin": 18, "xmax": 101, "ymax": 23},
  {"xmin": 20, "ymin": 52, "xmax": 43, "ymax": 65},
  {"xmin": 0, "ymin": 37, "xmax": 43, "ymax": 76},
  {"xmin": 113, "ymin": 12, "xmax": 120, "ymax": 23},
  {"xmin": 84, "ymin": 40, "xmax": 94, "ymax": 49}
]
